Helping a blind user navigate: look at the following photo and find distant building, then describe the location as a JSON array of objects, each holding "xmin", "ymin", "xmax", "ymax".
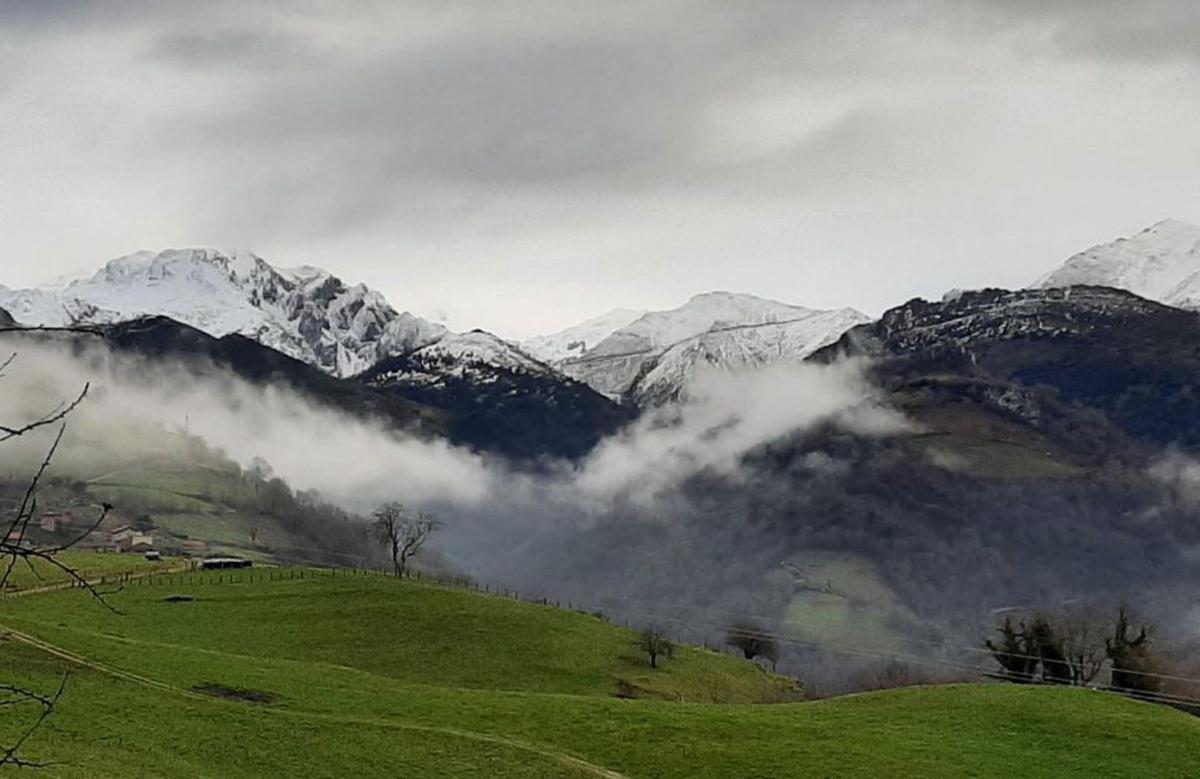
[
  {"xmin": 40, "ymin": 511, "xmax": 75, "ymax": 533},
  {"xmin": 110, "ymin": 526, "xmax": 135, "ymax": 543},
  {"xmin": 112, "ymin": 527, "xmax": 155, "ymax": 553}
]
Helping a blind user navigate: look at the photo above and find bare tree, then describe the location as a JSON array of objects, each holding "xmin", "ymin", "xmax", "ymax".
[
  {"xmin": 984, "ymin": 616, "xmax": 1039, "ymax": 683},
  {"xmin": 372, "ymin": 501, "xmax": 439, "ymax": 576},
  {"xmin": 0, "ymin": 350, "xmax": 112, "ymax": 768},
  {"xmin": 726, "ymin": 621, "xmax": 780, "ymax": 668},
  {"xmin": 636, "ymin": 627, "xmax": 674, "ymax": 669},
  {"xmin": 1059, "ymin": 612, "xmax": 1108, "ymax": 686},
  {"xmin": 1106, "ymin": 606, "xmax": 1158, "ymax": 696}
]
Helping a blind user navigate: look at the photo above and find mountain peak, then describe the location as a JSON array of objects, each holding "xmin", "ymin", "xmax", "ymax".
[
  {"xmin": 1, "ymin": 248, "xmax": 445, "ymax": 378},
  {"xmin": 1035, "ymin": 219, "xmax": 1200, "ymax": 309},
  {"xmin": 86, "ymin": 248, "xmax": 269, "ymax": 287},
  {"xmin": 551, "ymin": 291, "xmax": 869, "ymax": 401},
  {"xmin": 685, "ymin": 290, "xmax": 753, "ymax": 303},
  {"xmin": 1143, "ymin": 217, "xmax": 1199, "ymax": 234}
]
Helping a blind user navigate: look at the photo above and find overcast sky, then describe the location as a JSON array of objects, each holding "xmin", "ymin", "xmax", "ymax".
[{"xmin": 2, "ymin": 1, "xmax": 1199, "ymax": 337}]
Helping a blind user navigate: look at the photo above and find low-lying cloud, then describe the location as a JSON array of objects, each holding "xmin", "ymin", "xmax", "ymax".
[
  {"xmin": 576, "ymin": 362, "xmax": 907, "ymax": 506},
  {"xmin": 0, "ymin": 336, "xmax": 903, "ymax": 519},
  {"xmin": 0, "ymin": 333, "xmax": 909, "ymax": 664}
]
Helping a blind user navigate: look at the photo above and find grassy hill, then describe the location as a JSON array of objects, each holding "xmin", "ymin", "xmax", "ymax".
[
  {"xmin": 2, "ymin": 561, "xmax": 1199, "ymax": 777},
  {"xmin": 1, "ymin": 550, "xmax": 170, "ymax": 590}
]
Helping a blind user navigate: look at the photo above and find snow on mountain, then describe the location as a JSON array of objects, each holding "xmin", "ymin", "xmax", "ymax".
[
  {"xmin": 520, "ymin": 309, "xmax": 646, "ymax": 364},
  {"xmin": 557, "ymin": 291, "xmax": 870, "ymax": 402},
  {"xmin": 369, "ymin": 330, "xmax": 553, "ymax": 388},
  {"xmin": 0, "ymin": 248, "xmax": 447, "ymax": 378},
  {"xmin": 1035, "ymin": 219, "xmax": 1200, "ymax": 308},
  {"xmin": 0, "ymin": 285, "xmax": 111, "ymax": 328},
  {"xmin": 632, "ymin": 307, "xmax": 871, "ymax": 405}
]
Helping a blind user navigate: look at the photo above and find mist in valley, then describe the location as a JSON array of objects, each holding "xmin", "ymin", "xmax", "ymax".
[{"xmin": 5, "ymin": 332, "xmax": 1200, "ymax": 688}]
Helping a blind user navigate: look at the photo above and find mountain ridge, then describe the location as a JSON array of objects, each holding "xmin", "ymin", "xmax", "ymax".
[
  {"xmin": 8, "ymin": 218, "xmax": 1200, "ymax": 412},
  {"xmin": 0, "ymin": 248, "xmax": 449, "ymax": 378},
  {"xmin": 557, "ymin": 291, "xmax": 870, "ymax": 402}
]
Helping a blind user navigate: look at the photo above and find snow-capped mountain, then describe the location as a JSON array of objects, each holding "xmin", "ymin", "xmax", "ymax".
[
  {"xmin": 1034, "ymin": 219, "xmax": 1200, "ymax": 308},
  {"xmin": 366, "ymin": 330, "xmax": 554, "ymax": 388},
  {"xmin": 0, "ymin": 249, "xmax": 448, "ymax": 378},
  {"xmin": 360, "ymin": 329, "xmax": 632, "ymax": 460},
  {"xmin": 520, "ymin": 308, "xmax": 645, "ymax": 364},
  {"xmin": 555, "ymin": 292, "xmax": 870, "ymax": 403}
]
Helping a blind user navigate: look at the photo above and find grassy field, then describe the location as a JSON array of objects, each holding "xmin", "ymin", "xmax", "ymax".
[
  {"xmin": 2, "ymin": 560, "xmax": 1199, "ymax": 777},
  {"xmin": 1, "ymin": 550, "xmax": 170, "ymax": 591}
]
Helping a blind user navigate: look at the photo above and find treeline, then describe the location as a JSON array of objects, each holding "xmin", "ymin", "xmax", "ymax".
[
  {"xmin": 227, "ymin": 458, "xmax": 378, "ymax": 567},
  {"xmin": 985, "ymin": 607, "xmax": 1157, "ymax": 691},
  {"xmin": 979, "ymin": 604, "xmax": 1200, "ymax": 716}
]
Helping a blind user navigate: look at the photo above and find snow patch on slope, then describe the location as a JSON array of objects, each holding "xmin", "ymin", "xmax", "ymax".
[{"xmin": 520, "ymin": 308, "xmax": 645, "ymax": 363}]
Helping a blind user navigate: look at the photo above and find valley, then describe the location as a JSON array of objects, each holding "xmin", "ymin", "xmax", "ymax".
[
  {"xmin": 6, "ymin": 220, "xmax": 1200, "ymax": 773},
  {"xmin": 8, "ymin": 4, "xmax": 1200, "ymax": 773}
]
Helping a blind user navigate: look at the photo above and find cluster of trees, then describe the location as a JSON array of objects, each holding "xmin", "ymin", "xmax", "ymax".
[
  {"xmin": 234, "ymin": 466, "xmax": 445, "ymax": 575},
  {"xmin": 985, "ymin": 607, "xmax": 1159, "ymax": 696},
  {"xmin": 232, "ymin": 458, "xmax": 376, "ymax": 567},
  {"xmin": 636, "ymin": 621, "xmax": 780, "ymax": 671},
  {"xmin": 726, "ymin": 622, "xmax": 780, "ymax": 667}
]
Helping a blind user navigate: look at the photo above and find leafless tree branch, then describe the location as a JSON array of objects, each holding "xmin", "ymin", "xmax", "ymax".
[
  {"xmin": 0, "ymin": 348, "xmax": 109, "ymax": 768},
  {"xmin": 0, "ymin": 383, "xmax": 90, "ymax": 443}
]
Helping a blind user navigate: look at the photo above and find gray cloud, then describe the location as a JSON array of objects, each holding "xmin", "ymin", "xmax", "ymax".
[
  {"xmin": 2, "ymin": 1, "xmax": 1199, "ymax": 336},
  {"xmin": 959, "ymin": 0, "xmax": 1200, "ymax": 64},
  {"xmin": 147, "ymin": 29, "xmax": 319, "ymax": 71}
]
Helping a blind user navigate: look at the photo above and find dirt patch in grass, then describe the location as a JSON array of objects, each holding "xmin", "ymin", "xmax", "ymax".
[
  {"xmin": 614, "ymin": 679, "xmax": 649, "ymax": 699},
  {"xmin": 192, "ymin": 682, "xmax": 279, "ymax": 704},
  {"xmin": 162, "ymin": 595, "xmax": 194, "ymax": 603}
]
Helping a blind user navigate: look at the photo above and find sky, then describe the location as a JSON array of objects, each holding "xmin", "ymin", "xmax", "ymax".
[{"xmin": 2, "ymin": 1, "xmax": 1199, "ymax": 338}]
